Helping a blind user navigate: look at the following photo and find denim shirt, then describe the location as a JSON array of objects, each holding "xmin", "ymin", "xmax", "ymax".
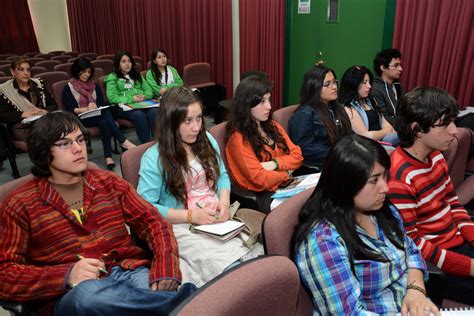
[{"xmin": 288, "ymin": 104, "xmax": 330, "ymax": 169}]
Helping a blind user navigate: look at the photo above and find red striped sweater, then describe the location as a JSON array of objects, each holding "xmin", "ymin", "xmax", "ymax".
[
  {"xmin": 388, "ymin": 147, "xmax": 474, "ymax": 277},
  {"xmin": 0, "ymin": 169, "xmax": 181, "ymax": 315}
]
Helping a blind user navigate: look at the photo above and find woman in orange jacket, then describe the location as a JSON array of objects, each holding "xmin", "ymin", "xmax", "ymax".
[{"xmin": 226, "ymin": 76, "xmax": 303, "ymax": 213}]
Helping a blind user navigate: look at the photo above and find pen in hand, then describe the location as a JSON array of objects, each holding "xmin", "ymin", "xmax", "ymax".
[{"xmin": 76, "ymin": 254, "xmax": 108, "ymax": 274}]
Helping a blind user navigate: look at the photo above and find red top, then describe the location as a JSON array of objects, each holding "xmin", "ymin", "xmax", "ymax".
[
  {"xmin": 226, "ymin": 120, "xmax": 303, "ymax": 192},
  {"xmin": 0, "ymin": 169, "xmax": 180, "ymax": 315},
  {"xmin": 388, "ymin": 147, "xmax": 474, "ymax": 277}
]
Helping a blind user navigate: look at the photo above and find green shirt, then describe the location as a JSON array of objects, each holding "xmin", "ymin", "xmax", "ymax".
[
  {"xmin": 145, "ymin": 65, "xmax": 183, "ymax": 97},
  {"xmin": 105, "ymin": 72, "xmax": 153, "ymax": 104}
]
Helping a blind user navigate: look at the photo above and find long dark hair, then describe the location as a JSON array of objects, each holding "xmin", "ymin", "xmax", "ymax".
[
  {"xmin": 226, "ymin": 76, "xmax": 289, "ymax": 161},
  {"xmin": 156, "ymin": 87, "xmax": 220, "ymax": 207},
  {"xmin": 298, "ymin": 65, "xmax": 352, "ymax": 145},
  {"xmin": 113, "ymin": 50, "xmax": 142, "ymax": 83},
  {"xmin": 150, "ymin": 48, "xmax": 168, "ymax": 84},
  {"xmin": 292, "ymin": 134, "xmax": 405, "ymax": 268},
  {"xmin": 71, "ymin": 57, "xmax": 95, "ymax": 80},
  {"xmin": 339, "ymin": 65, "xmax": 372, "ymax": 103}
]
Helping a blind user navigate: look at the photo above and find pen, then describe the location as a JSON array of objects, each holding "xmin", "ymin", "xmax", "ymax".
[
  {"xmin": 76, "ymin": 254, "xmax": 108, "ymax": 274},
  {"xmin": 196, "ymin": 202, "xmax": 220, "ymax": 220}
]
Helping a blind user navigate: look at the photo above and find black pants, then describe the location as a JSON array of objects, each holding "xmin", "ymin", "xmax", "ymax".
[{"xmin": 444, "ymin": 243, "xmax": 474, "ymax": 305}]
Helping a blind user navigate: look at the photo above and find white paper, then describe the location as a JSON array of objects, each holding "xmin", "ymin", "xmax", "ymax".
[
  {"xmin": 194, "ymin": 220, "xmax": 245, "ymax": 236},
  {"xmin": 78, "ymin": 106, "xmax": 110, "ymax": 119}
]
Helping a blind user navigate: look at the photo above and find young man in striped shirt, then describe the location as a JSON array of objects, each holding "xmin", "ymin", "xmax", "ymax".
[
  {"xmin": 388, "ymin": 87, "xmax": 474, "ymax": 305},
  {"xmin": 0, "ymin": 112, "xmax": 195, "ymax": 315}
]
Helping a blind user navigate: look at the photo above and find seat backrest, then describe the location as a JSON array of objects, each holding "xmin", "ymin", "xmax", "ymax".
[
  {"xmin": 0, "ymin": 54, "xmax": 17, "ymax": 60},
  {"xmin": 133, "ymin": 56, "xmax": 144, "ymax": 65},
  {"xmin": 0, "ymin": 60, "xmax": 10, "ymax": 66},
  {"xmin": 78, "ymin": 52, "xmax": 97, "ymax": 61},
  {"xmin": 0, "ymin": 76, "xmax": 13, "ymax": 84},
  {"xmin": 0, "ymin": 71, "xmax": 4, "ymax": 77},
  {"xmin": 272, "ymin": 104, "xmax": 299, "ymax": 133},
  {"xmin": 91, "ymin": 68, "xmax": 103, "ymax": 82},
  {"xmin": 67, "ymin": 57, "xmax": 78, "ymax": 63},
  {"xmin": 48, "ymin": 50, "xmax": 66, "ymax": 56},
  {"xmin": 26, "ymin": 57, "xmax": 45, "ymax": 66},
  {"xmin": 35, "ymin": 53, "xmax": 54, "ymax": 60},
  {"xmin": 52, "ymin": 80, "xmax": 69, "ymax": 110},
  {"xmin": 183, "ymin": 62, "xmax": 214, "ymax": 88},
  {"xmin": 0, "ymin": 64, "xmax": 11, "ymax": 74},
  {"xmin": 120, "ymin": 142, "xmax": 155, "ymax": 188},
  {"xmin": 33, "ymin": 71, "xmax": 69, "ymax": 95},
  {"xmin": 91, "ymin": 59, "xmax": 114, "ymax": 76},
  {"xmin": 262, "ymin": 187, "xmax": 315, "ymax": 315},
  {"xmin": 53, "ymin": 63, "xmax": 72, "ymax": 76},
  {"xmin": 135, "ymin": 63, "xmax": 142, "ymax": 73},
  {"xmin": 65, "ymin": 51, "xmax": 80, "ymax": 57},
  {"xmin": 30, "ymin": 66, "xmax": 47, "ymax": 77},
  {"xmin": 35, "ymin": 60, "xmax": 61, "ymax": 72},
  {"xmin": 208, "ymin": 121, "xmax": 229, "ymax": 170},
  {"xmin": 98, "ymin": 75, "xmax": 107, "ymax": 102},
  {"xmin": 172, "ymin": 256, "xmax": 300, "ymax": 316},
  {"xmin": 25, "ymin": 52, "xmax": 41, "ymax": 58},
  {"xmin": 51, "ymin": 55, "xmax": 72, "ymax": 64},
  {"xmin": 97, "ymin": 54, "xmax": 115, "ymax": 61}
]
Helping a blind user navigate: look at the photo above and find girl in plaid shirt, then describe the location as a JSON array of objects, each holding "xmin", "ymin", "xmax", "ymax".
[{"xmin": 293, "ymin": 135, "xmax": 439, "ymax": 315}]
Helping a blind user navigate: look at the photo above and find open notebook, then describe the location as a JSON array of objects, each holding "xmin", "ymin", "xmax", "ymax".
[
  {"xmin": 192, "ymin": 220, "xmax": 245, "ymax": 242},
  {"xmin": 119, "ymin": 99, "xmax": 160, "ymax": 111}
]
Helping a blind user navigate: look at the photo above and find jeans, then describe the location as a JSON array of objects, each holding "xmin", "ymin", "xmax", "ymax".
[
  {"xmin": 111, "ymin": 106, "xmax": 158, "ymax": 143},
  {"xmin": 381, "ymin": 132, "xmax": 399, "ymax": 147},
  {"xmin": 81, "ymin": 109, "xmax": 126, "ymax": 158},
  {"xmin": 54, "ymin": 266, "xmax": 196, "ymax": 316}
]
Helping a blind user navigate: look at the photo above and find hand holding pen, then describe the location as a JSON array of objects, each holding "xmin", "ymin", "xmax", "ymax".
[
  {"xmin": 67, "ymin": 254, "xmax": 107, "ymax": 288},
  {"xmin": 192, "ymin": 202, "xmax": 219, "ymax": 225}
]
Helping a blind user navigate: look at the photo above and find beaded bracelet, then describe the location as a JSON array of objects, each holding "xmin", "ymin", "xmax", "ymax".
[
  {"xmin": 186, "ymin": 209, "xmax": 193, "ymax": 224},
  {"xmin": 407, "ymin": 281, "xmax": 427, "ymax": 297}
]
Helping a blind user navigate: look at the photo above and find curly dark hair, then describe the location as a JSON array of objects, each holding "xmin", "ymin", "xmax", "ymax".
[
  {"xmin": 396, "ymin": 87, "xmax": 459, "ymax": 147},
  {"xmin": 27, "ymin": 112, "xmax": 89, "ymax": 178},
  {"xmin": 156, "ymin": 87, "xmax": 220, "ymax": 207},
  {"xmin": 226, "ymin": 76, "xmax": 289, "ymax": 161}
]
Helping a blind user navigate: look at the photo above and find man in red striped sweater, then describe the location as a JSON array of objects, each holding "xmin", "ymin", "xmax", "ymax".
[
  {"xmin": 387, "ymin": 87, "xmax": 474, "ymax": 305},
  {"xmin": 0, "ymin": 112, "xmax": 195, "ymax": 315}
]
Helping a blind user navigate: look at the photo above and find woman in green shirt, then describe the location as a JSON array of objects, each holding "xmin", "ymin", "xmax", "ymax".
[
  {"xmin": 146, "ymin": 48, "xmax": 183, "ymax": 98},
  {"xmin": 105, "ymin": 50, "xmax": 157, "ymax": 143}
]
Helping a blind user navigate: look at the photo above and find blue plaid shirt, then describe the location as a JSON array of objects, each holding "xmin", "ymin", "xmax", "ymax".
[{"xmin": 295, "ymin": 205, "xmax": 427, "ymax": 315}]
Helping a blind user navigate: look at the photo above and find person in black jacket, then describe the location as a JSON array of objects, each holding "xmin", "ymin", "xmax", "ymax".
[{"xmin": 62, "ymin": 57, "xmax": 135, "ymax": 169}]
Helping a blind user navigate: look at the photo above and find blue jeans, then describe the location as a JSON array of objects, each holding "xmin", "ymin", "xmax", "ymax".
[
  {"xmin": 81, "ymin": 109, "xmax": 126, "ymax": 158},
  {"xmin": 54, "ymin": 266, "xmax": 196, "ymax": 316},
  {"xmin": 111, "ymin": 107, "xmax": 158, "ymax": 143},
  {"xmin": 382, "ymin": 132, "xmax": 399, "ymax": 147}
]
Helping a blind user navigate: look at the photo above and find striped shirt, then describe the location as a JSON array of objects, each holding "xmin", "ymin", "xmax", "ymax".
[
  {"xmin": 295, "ymin": 205, "xmax": 426, "ymax": 315},
  {"xmin": 388, "ymin": 147, "xmax": 474, "ymax": 276},
  {"xmin": 0, "ymin": 169, "xmax": 180, "ymax": 315}
]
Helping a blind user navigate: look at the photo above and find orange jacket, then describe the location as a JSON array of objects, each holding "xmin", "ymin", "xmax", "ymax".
[{"xmin": 226, "ymin": 121, "xmax": 303, "ymax": 192}]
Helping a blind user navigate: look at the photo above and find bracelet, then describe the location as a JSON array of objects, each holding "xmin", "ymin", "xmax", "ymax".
[
  {"xmin": 186, "ymin": 209, "xmax": 193, "ymax": 224},
  {"xmin": 272, "ymin": 159, "xmax": 279, "ymax": 170},
  {"xmin": 407, "ymin": 281, "xmax": 427, "ymax": 297}
]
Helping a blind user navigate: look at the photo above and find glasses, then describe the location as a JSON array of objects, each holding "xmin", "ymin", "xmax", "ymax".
[
  {"xmin": 322, "ymin": 79, "xmax": 338, "ymax": 88},
  {"xmin": 53, "ymin": 135, "xmax": 87, "ymax": 150},
  {"xmin": 388, "ymin": 63, "xmax": 402, "ymax": 69}
]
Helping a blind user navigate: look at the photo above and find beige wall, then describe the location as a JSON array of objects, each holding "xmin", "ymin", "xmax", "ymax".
[{"xmin": 28, "ymin": 0, "xmax": 71, "ymax": 53}]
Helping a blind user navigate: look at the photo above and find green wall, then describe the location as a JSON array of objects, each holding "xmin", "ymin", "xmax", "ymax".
[{"xmin": 284, "ymin": 0, "xmax": 396, "ymax": 105}]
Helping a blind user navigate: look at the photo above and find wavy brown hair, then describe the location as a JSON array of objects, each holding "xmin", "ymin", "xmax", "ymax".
[
  {"xmin": 156, "ymin": 87, "xmax": 220, "ymax": 207},
  {"xmin": 226, "ymin": 76, "xmax": 289, "ymax": 161}
]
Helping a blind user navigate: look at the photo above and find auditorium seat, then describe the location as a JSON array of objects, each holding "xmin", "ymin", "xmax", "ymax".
[
  {"xmin": 0, "ymin": 64, "xmax": 11, "ymax": 74},
  {"xmin": 272, "ymin": 104, "xmax": 299, "ymax": 132},
  {"xmin": 35, "ymin": 60, "xmax": 61, "ymax": 72},
  {"xmin": 78, "ymin": 52, "xmax": 97, "ymax": 60},
  {"xmin": 91, "ymin": 59, "xmax": 114, "ymax": 75},
  {"xmin": 65, "ymin": 51, "xmax": 80, "ymax": 57},
  {"xmin": 48, "ymin": 50, "xmax": 66, "ymax": 56},
  {"xmin": 183, "ymin": 62, "xmax": 215, "ymax": 89},
  {"xmin": 51, "ymin": 55, "xmax": 72, "ymax": 63},
  {"xmin": 0, "ymin": 76, "xmax": 12, "ymax": 84},
  {"xmin": 33, "ymin": 71, "xmax": 69, "ymax": 95},
  {"xmin": 30, "ymin": 66, "xmax": 47, "ymax": 77},
  {"xmin": 97, "ymin": 54, "xmax": 115, "ymax": 61},
  {"xmin": 35, "ymin": 53, "xmax": 54, "ymax": 60},
  {"xmin": 25, "ymin": 57, "xmax": 45, "ymax": 66},
  {"xmin": 24, "ymin": 52, "xmax": 41, "ymax": 58},
  {"xmin": 53, "ymin": 63, "xmax": 73, "ymax": 76}
]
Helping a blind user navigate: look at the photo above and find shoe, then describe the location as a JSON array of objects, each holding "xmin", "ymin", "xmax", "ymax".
[{"xmin": 106, "ymin": 162, "xmax": 116, "ymax": 170}]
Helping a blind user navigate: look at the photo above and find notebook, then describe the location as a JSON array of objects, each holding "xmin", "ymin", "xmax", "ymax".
[
  {"xmin": 119, "ymin": 99, "xmax": 160, "ymax": 111},
  {"xmin": 78, "ymin": 106, "xmax": 110, "ymax": 119},
  {"xmin": 193, "ymin": 220, "xmax": 245, "ymax": 242}
]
